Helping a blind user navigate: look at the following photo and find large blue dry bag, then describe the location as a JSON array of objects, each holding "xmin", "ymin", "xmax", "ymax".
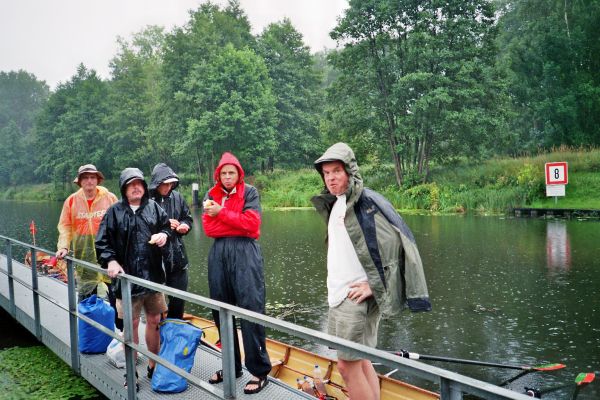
[
  {"xmin": 151, "ymin": 318, "xmax": 203, "ymax": 393},
  {"xmin": 78, "ymin": 294, "xmax": 115, "ymax": 353}
]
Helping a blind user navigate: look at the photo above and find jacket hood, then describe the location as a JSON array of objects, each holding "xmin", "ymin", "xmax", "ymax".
[
  {"xmin": 119, "ymin": 167, "xmax": 149, "ymax": 201},
  {"xmin": 314, "ymin": 142, "xmax": 363, "ymax": 197},
  {"xmin": 214, "ymin": 152, "xmax": 245, "ymax": 185},
  {"xmin": 149, "ymin": 163, "xmax": 179, "ymax": 193}
]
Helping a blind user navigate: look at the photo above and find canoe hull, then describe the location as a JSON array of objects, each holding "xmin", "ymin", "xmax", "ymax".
[{"xmin": 184, "ymin": 314, "xmax": 439, "ymax": 400}]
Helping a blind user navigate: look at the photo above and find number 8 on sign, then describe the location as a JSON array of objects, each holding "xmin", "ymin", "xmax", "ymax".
[{"xmin": 545, "ymin": 162, "xmax": 568, "ymax": 185}]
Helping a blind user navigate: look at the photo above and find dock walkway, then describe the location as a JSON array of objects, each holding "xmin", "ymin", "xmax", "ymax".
[
  {"xmin": 0, "ymin": 254, "xmax": 311, "ymax": 400},
  {"xmin": 0, "ymin": 236, "xmax": 532, "ymax": 400}
]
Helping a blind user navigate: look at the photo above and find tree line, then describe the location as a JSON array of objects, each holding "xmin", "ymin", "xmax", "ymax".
[{"xmin": 1, "ymin": 0, "xmax": 598, "ymax": 190}]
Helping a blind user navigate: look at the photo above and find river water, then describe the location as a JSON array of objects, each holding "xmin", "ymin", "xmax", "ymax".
[{"xmin": 0, "ymin": 201, "xmax": 598, "ymax": 399}]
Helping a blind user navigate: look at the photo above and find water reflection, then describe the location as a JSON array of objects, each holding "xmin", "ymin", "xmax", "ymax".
[
  {"xmin": 546, "ymin": 220, "xmax": 571, "ymax": 271},
  {"xmin": 0, "ymin": 203, "xmax": 599, "ymax": 399}
]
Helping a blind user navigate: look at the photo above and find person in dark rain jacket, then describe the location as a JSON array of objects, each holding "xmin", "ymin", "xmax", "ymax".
[
  {"xmin": 149, "ymin": 163, "xmax": 193, "ymax": 319},
  {"xmin": 95, "ymin": 167, "xmax": 171, "ymax": 384},
  {"xmin": 202, "ymin": 152, "xmax": 271, "ymax": 395}
]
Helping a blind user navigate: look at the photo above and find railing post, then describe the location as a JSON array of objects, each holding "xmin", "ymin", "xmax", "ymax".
[
  {"xmin": 220, "ymin": 309, "xmax": 237, "ymax": 399},
  {"xmin": 30, "ymin": 247, "xmax": 42, "ymax": 340},
  {"xmin": 440, "ymin": 377, "xmax": 463, "ymax": 400},
  {"xmin": 121, "ymin": 278, "xmax": 137, "ymax": 400},
  {"xmin": 5, "ymin": 239, "xmax": 15, "ymax": 317},
  {"xmin": 67, "ymin": 258, "xmax": 80, "ymax": 374}
]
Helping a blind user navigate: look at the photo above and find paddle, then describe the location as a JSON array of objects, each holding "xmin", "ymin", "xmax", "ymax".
[
  {"xmin": 523, "ymin": 372, "xmax": 595, "ymax": 399},
  {"xmin": 499, "ymin": 363, "xmax": 567, "ymax": 387},
  {"xmin": 393, "ymin": 349, "xmax": 565, "ymax": 372},
  {"xmin": 571, "ymin": 372, "xmax": 596, "ymax": 400}
]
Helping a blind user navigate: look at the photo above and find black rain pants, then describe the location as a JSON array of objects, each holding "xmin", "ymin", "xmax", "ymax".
[
  {"xmin": 208, "ymin": 237, "xmax": 271, "ymax": 378},
  {"xmin": 165, "ymin": 267, "xmax": 188, "ymax": 319}
]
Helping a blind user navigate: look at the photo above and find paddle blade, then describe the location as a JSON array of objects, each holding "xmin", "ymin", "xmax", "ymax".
[
  {"xmin": 575, "ymin": 373, "xmax": 595, "ymax": 386},
  {"xmin": 533, "ymin": 363, "xmax": 566, "ymax": 371}
]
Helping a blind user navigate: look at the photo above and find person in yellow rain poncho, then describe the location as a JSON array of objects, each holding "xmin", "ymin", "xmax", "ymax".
[{"xmin": 56, "ymin": 164, "xmax": 118, "ymax": 301}]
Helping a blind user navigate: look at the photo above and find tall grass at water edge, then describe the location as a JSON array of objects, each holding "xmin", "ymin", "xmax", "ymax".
[
  {"xmin": 2, "ymin": 148, "xmax": 600, "ymax": 213},
  {"xmin": 256, "ymin": 147, "xmax": 600, "ymax": 213}
]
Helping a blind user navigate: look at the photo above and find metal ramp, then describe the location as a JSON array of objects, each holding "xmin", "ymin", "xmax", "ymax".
[
  {"xmin": 0, "ymin": 236, "xmax": 533, "ymax": 400},
  {"xmin": 0, "ymin": 254, "xmax": 312, "ymax": 400}
]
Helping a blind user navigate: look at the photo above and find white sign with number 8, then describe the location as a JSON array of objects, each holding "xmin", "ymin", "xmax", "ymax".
[{"xmin": 545, "ymin": 162, "xmax": 568, "ymax": 185}]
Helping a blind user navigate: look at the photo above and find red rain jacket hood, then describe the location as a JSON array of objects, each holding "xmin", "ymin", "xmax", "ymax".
[
  {"xmin": 212, "ymin": 152, "xmax": 246, "ymax": 195},
  {"xmin": 202, "ymin": 152, "xmax": 261, "ymax": 239}
]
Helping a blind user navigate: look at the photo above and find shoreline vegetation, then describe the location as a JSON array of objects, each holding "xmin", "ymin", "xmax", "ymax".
[
  {"xmin": 0, "ymin": 346, "xmax": 100, "ymax": 399},
  {"xmin": 2, "ymin": 148, "xmax": 600, "ymax": 214}
]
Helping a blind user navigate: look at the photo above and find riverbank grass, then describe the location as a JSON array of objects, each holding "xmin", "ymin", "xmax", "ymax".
[{"xmin": 2, "ymin": 148, "xmax": 599, "ymax": 213}]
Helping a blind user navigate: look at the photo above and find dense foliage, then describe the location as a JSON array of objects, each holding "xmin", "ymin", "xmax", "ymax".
[
  {"xmin": 327, "ymin": 0, "xmax": 507, "ymax": 186},
  {"xmin": 497, "ymin": 0, "xmax": 600, "ymax": 152},
  {"xmin": 0, "ymin": 0, "xmax": 598, "ymax": 194},
  {"xmin": 255, "ymin": 147, "xmax": 600, "ymax": 212},
  {"xmin": 0, "ymin": 71, "xmax": 49, "ymax": 185}
]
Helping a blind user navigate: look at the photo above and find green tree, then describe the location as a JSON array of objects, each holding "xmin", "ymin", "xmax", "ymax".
[
  {"xmin": 0, "ymin": 70, "xmax": 49, "ymax": 185},
  {"xmin": 157, "ymin": 0, "xmax": 255, "ymax": 181},
  {"xmin": 0, "ymin": 122, "xmax": 27, "ymax": 185},
  {"xmin": 106, "ymin": 26, "xmax": 166, "ymax": 173},
  {"xmin": 35, "ymin": 65, "xmax": 110, "ymax": 185},
  {"xmin": 313, "ymin": 50, "xmax": 340, "ymax": 90},
  {"xmin": 256, "ymin": 19, "xmax": 324, "ymax": 169},
  {"xmin": 0, "ymin": 70, "xmax": 49, "ymax": 134},
  {"xmin": 497, "ymin": 0, "xmax": 600, "ymax": 150},
  {"xmin": 177, "ymin": 44, "xmax": 278, "ymax": 175},
  {"xmin": 328, "ymin": 0, "xmax": 507, "ymax": 186}
]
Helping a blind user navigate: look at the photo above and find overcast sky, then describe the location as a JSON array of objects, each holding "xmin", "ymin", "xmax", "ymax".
[{"xmin": 0, "ymin": 0, "xmax": 348, "ymax": 90}]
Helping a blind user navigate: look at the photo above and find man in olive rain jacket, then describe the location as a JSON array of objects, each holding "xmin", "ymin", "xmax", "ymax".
[{"xmin": 311, "ymin": 142, "xmax": 431, "ymax": 400}]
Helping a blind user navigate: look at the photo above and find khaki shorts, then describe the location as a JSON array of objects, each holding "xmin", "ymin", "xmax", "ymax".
[
  {"xmin": 116, "ymin": 292, "xmax": 167, "ymax": 320},
  {"xmin": 328, "ymin": 297, "xmax": 381, "ymax": 361}
]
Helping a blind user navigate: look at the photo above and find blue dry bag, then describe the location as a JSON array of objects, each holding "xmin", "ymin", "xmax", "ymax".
[
  {"xmin": 151, "ymin": 318, "xmax": 203, "ymax": 393},
  {"xmin": 78, "ymin": 294, "xmax": 115, "ymax": 353}
]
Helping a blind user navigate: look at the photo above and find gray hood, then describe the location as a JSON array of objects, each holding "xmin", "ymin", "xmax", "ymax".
[
  {"xmin": 149, "ymin": 163, "xmax": 179, "ymax": 194},
  {"xmin": 314, "ymin": 142, "xmax": 363, "ymax": 199}
]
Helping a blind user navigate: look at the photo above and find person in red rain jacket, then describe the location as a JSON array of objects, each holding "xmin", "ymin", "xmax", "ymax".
[{"xmin": 202, "ymin": 152, "xmax": 271, "ymax": 395}]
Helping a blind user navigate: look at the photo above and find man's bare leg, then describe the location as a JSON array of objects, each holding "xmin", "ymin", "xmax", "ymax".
[
  {"xmin": 362, "ymin": 359, "xmax": 380, "ymax": 399},
  {"xmin": 145, "ymin": 312, "xmax": 161, "ymax": 369},
  {"xmin": 338, "ymin": 359, "xmax": 379, "ymax": 400}
]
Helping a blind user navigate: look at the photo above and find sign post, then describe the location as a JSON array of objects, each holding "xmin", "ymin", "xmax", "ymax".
[{"xmin": 545, "ymin": 162, "xmax": 568, "ymax": 205}]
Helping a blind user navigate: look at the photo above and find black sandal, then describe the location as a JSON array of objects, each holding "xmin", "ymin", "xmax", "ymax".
[
  {"xmin": 208, "ymin": 369, "xmax": 243, "ymax": 384},
  {"xmin": 123, "ymin": 370, "xmax": 139, "ymax": 392},
  {"xmin": 147, "ymin": 365, "xmax": 155, "ymax": 379},
  {"xmin": 243, "ymin": 376, "xmax": 269, "ymax": 394}
]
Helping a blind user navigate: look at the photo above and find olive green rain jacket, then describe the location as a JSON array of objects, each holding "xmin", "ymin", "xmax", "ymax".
[
  {"xmin": 311, "ymin": 143, "xmax": 431, "ymax": 318},
  {"xmin": 57, "ymin": 185, "xmax": 118, "ymax": 297}
]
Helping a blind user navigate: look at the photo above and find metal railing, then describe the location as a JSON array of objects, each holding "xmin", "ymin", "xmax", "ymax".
[{"xmin": 0, "ymin": 235, "xmax": 532, "ymax": 400}]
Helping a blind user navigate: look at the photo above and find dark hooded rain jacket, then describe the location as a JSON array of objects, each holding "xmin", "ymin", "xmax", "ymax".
[
  {"xmin": 149, "ymin": 163, "xmax": 193, "ymax": 272},
  {"xmin": 95, "ymin": 168, "xmax": 171, "ymax": 298}
]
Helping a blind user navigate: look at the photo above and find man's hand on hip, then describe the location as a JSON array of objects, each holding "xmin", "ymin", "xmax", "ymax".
[{"xmin": 347, "ymin": 281, "xmax": 373, "ymax": 304}]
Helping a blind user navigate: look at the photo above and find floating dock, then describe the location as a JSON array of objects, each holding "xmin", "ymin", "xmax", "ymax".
[
  {"xmin": 0, "ymin": 236, "xmax": 532, "ymax": 400},
  {"xmin": 512, "ymin": 208, "xmax": 600, "ymax": 218}
]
